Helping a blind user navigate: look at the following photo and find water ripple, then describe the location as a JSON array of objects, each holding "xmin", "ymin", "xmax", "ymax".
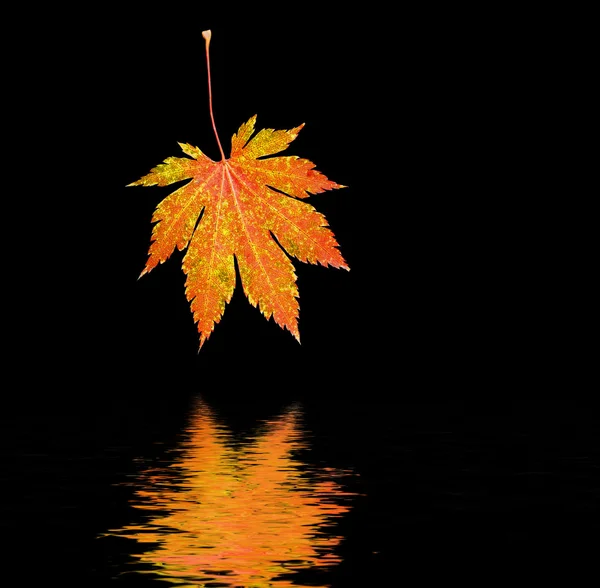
[{"xmin": 101, "ymin": 397, "xmax": 359, "ymax": 587}]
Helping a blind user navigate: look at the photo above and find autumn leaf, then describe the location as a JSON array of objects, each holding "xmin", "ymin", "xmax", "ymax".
[{"xmin": 129, "ymin": 30, "xmax": 348, "ymax": 348}]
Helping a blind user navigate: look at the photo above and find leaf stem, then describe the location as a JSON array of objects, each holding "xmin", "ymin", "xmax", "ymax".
[{"xmin": 202, "ymin": 30, "xmax": 226, "ymax": 161}]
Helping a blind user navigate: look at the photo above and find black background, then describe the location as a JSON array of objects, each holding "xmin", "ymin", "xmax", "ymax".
[
  {"xmin": 5, "ymin": 6, "xmax": 598, "ymax": 587},
  {"xmin": 31, "ymin": 8, "xmax": 519, "ymax": 395}
]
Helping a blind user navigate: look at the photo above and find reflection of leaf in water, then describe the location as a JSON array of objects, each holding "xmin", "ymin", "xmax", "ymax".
[{"xmin": 106, "ymin": 399, "xmax": 358, "ymax": 587}]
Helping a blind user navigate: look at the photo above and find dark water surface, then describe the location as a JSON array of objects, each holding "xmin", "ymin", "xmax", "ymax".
[{"xmin": 3, "ymin": 386, "xmax": 599, "ymax": 587}]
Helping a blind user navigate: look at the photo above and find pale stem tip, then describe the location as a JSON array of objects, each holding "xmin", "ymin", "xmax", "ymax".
[{"xmin": 202, "ymin": 30, "xmax": 211, "ymax": 44}]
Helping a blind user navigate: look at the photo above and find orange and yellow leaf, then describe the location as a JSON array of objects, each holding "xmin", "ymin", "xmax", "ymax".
[{"xmin": 129, "ymin": 31, "xmax": 347, "ymax": 349}]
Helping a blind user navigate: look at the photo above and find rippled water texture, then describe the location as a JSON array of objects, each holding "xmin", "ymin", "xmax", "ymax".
[{"xmin": 102, "ymin": 398, "xmax": 359, "ymax": 587}]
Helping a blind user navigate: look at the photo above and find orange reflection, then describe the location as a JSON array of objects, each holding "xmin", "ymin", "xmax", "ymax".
[{"xmin": 106, "ymin": 399, "xmax": 358, "ymax": 587}]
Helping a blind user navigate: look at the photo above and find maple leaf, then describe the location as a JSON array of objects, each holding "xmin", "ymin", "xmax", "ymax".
[{"xmin": 129, "ymin": 30, "xmax": 348, "ymax": 348}]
